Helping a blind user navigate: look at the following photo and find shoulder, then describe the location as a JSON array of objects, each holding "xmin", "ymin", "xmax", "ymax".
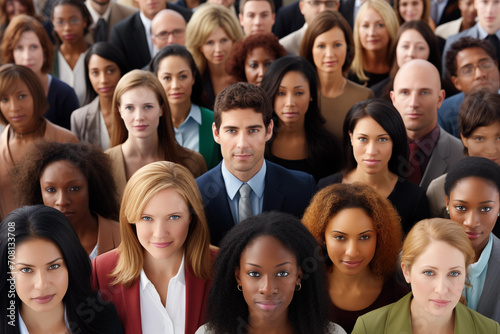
[
  {"xmin": 394, "ymin": 177, "xmax": 426, "ymax": 196},
  {"xmin": 44, "ymin": 120, "xmax": 79, "ymax": 143},
  {"xmin": 113, "ymin": 11, "xmax": 140, "ymax": 30},
  {"xmin": 345, "ymin": 80, "xmax": 374, "ymax": 96},
  {"xmin": 455, "ymin": 302, "xmax": 500, "ymax": 332},
  {"xmin": 196, "ymin": 163, "xmax": 222, "ymax": 183},
  {"xmin": 317, "ymin": 173, "xmax": 342, "ymax": 190},
  {"xmin": 266, "ymin": 160, "xmax": 314, "ymax": 183},
  {"xmin": 438, "ymin": 128, "xmax": 464, "ymax": 149},
  {"xmin": 105, "ymin": 145, "xmax": 123, "ymax": 159},
  {"xmin": 327, "ymin": 322, "xmax": 348, "ymax": 334},
  {"xmin": 49, "ymin": 76, "xmax": 75, "ymax": 92},
  {"xmin": 112, "ymin": 2, "xmax": 137, "ymax": 16},
  {"xmin": 93, "ymin": 249, "xmax": 120, "ymax": 277}
]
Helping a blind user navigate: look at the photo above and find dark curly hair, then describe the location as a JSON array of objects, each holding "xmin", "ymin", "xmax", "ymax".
[
  {"xmin": 445, "ymin": 36, "xmax": 496, "ymax": 79},
  {"xmin": 11, "ymin": 141, "xmax": 119, "ymax": 221},
  {"xmin": 226, "ymin": 33, "xmax": 287, "ymax": 83},
  {"xmin": 302, "ymin": 183, "xmax": 402, "ymax": 277},
  {"xmin": 205, "ymin": 211, "xmax": 333, "ymax": 334}
]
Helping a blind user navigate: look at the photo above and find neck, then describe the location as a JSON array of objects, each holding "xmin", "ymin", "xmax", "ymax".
[
  {"xmin": 60, "ymin": 40, "xmax": 88, "ymax": 54},
  {"xmin": 143, "ymin": 246, "xmax": 184, "ymax": 279},
  {"xmin": 207, "ymin": 62, "xmax": 228, "ymax": 76},
  {"xmin": 71, "ymin": 211, "xmax": 98, "ymax": 238},
  {"xmin": 226, "ymin": 158, "xmax": 263, "ymax": 182},
  {"xmin": 349, "ymin": 167, "xmax": 395, "ymax": 189},
  {"xmin": 20, "ymin": 302, "xmax": 66, "ymax": 333},
  {"xmin": 170, "ymin": 101, "xmax": 191, "ymax": 128},
  {"xmin": 318, "ymin": 70, "xmax": 346, "ymax": 98},
  {"xmin": 10, "ymin": 118, "xmax": 45, "ymax": 139},
  {"xmin": 122, "ymin": 133, "xmax": 161, "ymax": 159},
  {"xmin": 248, "ymin": 313, "xmax": 293, "ymax": 334},
  {"xmin": 480, "ymin": 23, "xmax": 500, "ymax": 35},
  {"xmin": 329, "ymin": 265, "xmax": 378, "ymax": 288},
  {"xmin": 99, "ymin": 95, "xmax": 113, "ymax": 116},
  {"xmin": 407, "ymin": 123, "xmax": 436, "ymax": 142},
  {"xmin": 410, "ymin": 298, "xmax": 454, "ymax": 334},
  {"xmin": 363, "ymin": 49, "xmax": 389, "ymax": 72},
  {"xmin": 276, "ymin": 119, "xmax": 306, "ymax": 135}
]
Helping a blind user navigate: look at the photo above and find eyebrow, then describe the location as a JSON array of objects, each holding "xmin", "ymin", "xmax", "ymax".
[
  {"xmin": 451, "ymin": 199, "xmax": 495, "ymax": 204},
  {"xmin": 331, "ymin": 230, "xmax": 373, "ymax": 235},
  {"xmin": 161, "ymin": 69, "xmax": 189, "ymax": 75},
  {"xmin": 356, "ymin": 132, "xmax": 389, "ymax": 137},
  {"xmin": 424, "ymin": 265, "xmax": 464, "ymax": 270},
  {"xmin": 222, "ymin": 124, "xmax": 264, "ymax": 130},
  {"xmin": 16, "ymin": 257, "xmax": 63, "ymax": 266},
  {"xmin": 246, "ymin": 262, "xmax": 292, "ymax": 268}
]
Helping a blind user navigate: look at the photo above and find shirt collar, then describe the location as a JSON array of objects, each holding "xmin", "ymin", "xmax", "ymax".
[
  {"xmin": 468, "ymin": 233, "xmax": 493, "ymax": 278},
  {"xmin": 476, "ymin": 23, "xmax": 500, "ymax": 40},
  {"xmin": 86, "ymin": 1, "xmax": 111, "ymax": 24},
  {"xmin": 410, "ymin": 124, "xmax": 440, "ymax": 152},
  {"xmin": 140, "ymin": 253, "xmax": 186, "ymax": 291},
  {"xmin": 221, "ymin": 160, "xmax": 266, "ymax": 200},
  {"xmin": 139, "ymin": 11, "xmax": 152, "ymax": 33},
  {"xmin": 185, "ymin": 104, "xmax": 202, "ymax": 126}
]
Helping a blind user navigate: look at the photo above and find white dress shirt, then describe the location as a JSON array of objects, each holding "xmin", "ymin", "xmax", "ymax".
[{"xmin": 58, "ymin": 51, "xmax": 87, "ymax": 105}]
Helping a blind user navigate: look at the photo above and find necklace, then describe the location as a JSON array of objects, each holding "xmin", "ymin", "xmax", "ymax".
[{"xmin": 9, "ymin": 118, "xmax": 45, "ymax": 139}]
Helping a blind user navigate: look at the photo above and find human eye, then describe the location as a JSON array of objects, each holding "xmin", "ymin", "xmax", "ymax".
[
  {"xmin": 248, "ymin": 62, "xmax": 258, "ymax": 69},
  {"xmin": 357, "ymin": 136, "xmax": 367, "ymax": 142},
  {"xmin": 0, "ymin": 97, "xmax": 7, "ymax": 102},
  {"xmin": 69, "ymin": 186, "xmax": 80, "ymax": 191},
  {"xmin": 30, "ymin": 44, "xmax": 39, "ymax": 50},
  {"xmin": 334, "ymin": 42, "xmax": 343, "ymax": 48},
  {"xmin": 474, "ymin": 136, "xmax": 484, "ymax": 141},
  {"xmin": 162, "ymin": 75, "xmax": 171, "ymax": 81},
  {"xmin": 226, "ymin": 129, "xmax": 236, "ymax": 134},
  {"xmin": 15, "ymin": 45, "xmax": 23, "ymax": 51},
  {"xmin": 106, "ymin": 68, "xmax": 115, "ymax": 74},
  {"xmin": 141, "ymin": 216, "xmax": 152, "ymax": 221},
  {"xmin": 377, "ymin": 23, "xmax": 385, "ymax": 28},
  {"xmin": 361, "ymin": 23, "xmax": 369, "ymax": 28},
  {"xmin": 295, "ymin": 90, "xmax": 304, "ymax": 96},
  {"xmin": 249, "ymin": 128, "xmax": 259, "ymax": 133},
  {"xmin": 454, "ymin": 205, "xmax": 466, "ymax": 212},
  {"xmin": 205, "ymin": 40, "xmax": 214, "ymax": 45},
  {"xmin": 480, "ymin": 206, "xmax": 492, "ymax": 212},
  {"xmin": 248, "ymin": 271, "xmax": 260, "ymax": 277},
  {"xmin": 49, "ymin": 263, "xmax": 61, "ymax": 270},
  {"xmin": 423, "ymin": 270, "xmax": 434, "ymax": 276},
  {"xmin": 359, "ymin": 234, "xmax": 370, "ymax": 240},
  {"xmin": 277, "ymin": 90, "xmax": 286, "ymax": 96},
  {"xmin": 44, "ymin": 186, "xmax": 56, "ymax": 193},
  {"xmin": 169, "ymin": 215, "xmax": 180, "ymax": 220},
  {"xmin": 334, "ymin": 235, "xmax": 345, "ymax": 241},
  {"xmin": 91, "ymin": 70, "xmax": 98, "ymax": 76},
  {"xmin": 221, "ymin": 38, "xmax": 229, "ymax": 43},
  {"xmin": 144, "ymin": 104, "xmax": 154, "ymax": 110},
  {"xmin": 449, "ymin": 271, "xmax": 461, "ymax": 277},
  {"xmin": 180, "ymin": 74, "xmax": 188, "ymax": 80},
  {"xmin": 316, "ymin": 43, "xmax": 326, "ymax": 49},
  {"xmin": 20, "ymin": 267, "xmax": 33, "ymax": 273},
  {"xmin": 18, "ymin": 94, "xmax": 27, "ymax": 100},
  {"xmin": 276, "ymin": 271, "xmax": 290, "ymax": 277},
  {"xmin": 378, "ymin": 137, "xmax": 388, "ymax": 142},
  {"xmin": 421, "ymin": 90, "xmax": 431, "ymax": 96}
]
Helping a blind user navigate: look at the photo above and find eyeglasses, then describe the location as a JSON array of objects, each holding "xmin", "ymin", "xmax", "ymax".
[
  {"xmin": 306, "ymin": 0, "xmax": 339, "ymax": 8},
  {"xmin": 53, "ymin": 18, "xmax": 82, "ymax": 27},
  {"xmin": 458, "ymin": 59, "xmax": 496, "ymax": 76},
  {"xmin": 153, "ymin": 29, "xmax": 186, "ymax": 40}
]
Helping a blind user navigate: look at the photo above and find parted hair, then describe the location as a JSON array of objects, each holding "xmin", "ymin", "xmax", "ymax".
[
  {"xmin": 444, "ymin": 157, "xmax": 500, "ymax": 198},
  {"xmin": 394, "ymin": 0, "xmax": 430, "ymax": 24},
  {"xmin": 1, "ymin": 14, "xmax": 54, "ymax": 73},
  {"xmin": 0, "ymin": 64, "xmax": 48, "ymax": 125},
  {"xmin": 239, "ymin": 0, "xmax": 275, "ymax": 14},
  {"xmin": 111, "ymin": 161, "xmax": 211, "ymax": 286},
  {"xmin": 186, "ymin": 3, "xmax": 243, "ymax": 75},
  {"xmin": 302, "ymin": 183, "xmax": 402, "ymax": 277},
  {"xmin": 51, "ymin": 0, "xmax": 92, "ymax": 44},
  {"xmin": 300, "ymin": 10, "xmax": 354, "ymax": 76},
  {"xmin": 445, "ymin": 36, "xmax": 497, "ymax": 79},
  {"xmin": 11, "ymin": 141, "xmax": 119, "ymax": 221},
  {"xmin": 205, "ymin": 211, "xmax": 331, "ymax": 334},
  {"xmin": 0, "ymin": 0, "xmax": 36, "ymax": 26}
]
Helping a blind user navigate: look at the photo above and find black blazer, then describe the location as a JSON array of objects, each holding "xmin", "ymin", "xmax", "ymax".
[
  {"xmin": 273, "ymin": 1, "xmax": 304, "ymax": 39},
  {"xmin": 196, "ymin": 160, "xmax": 316, "ymax": 245}
]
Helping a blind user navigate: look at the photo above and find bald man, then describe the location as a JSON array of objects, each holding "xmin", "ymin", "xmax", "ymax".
[
  {"xmin": 390, "ymin": 59, "xmax": 465, "ymax": 190},
  {"xmin": 152, "ymin": 9, "xmax": 187, "ymax": 51}
]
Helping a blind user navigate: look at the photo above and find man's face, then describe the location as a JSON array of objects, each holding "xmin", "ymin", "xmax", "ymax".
[
  {"xmin": 451, "ymin": 47, "xmax": 500, "ymax": 93},
  {"xmin": 213, "ymin": 108, "xmax": 273, "ymax": 182},
  {"xmin": 475, "ymin": 0, "xmax": 500, "ymax": 34},
  {"xmin": 152, "ymin": 13, "xmax": 186, "ymax": 48},
  {"xmin": 299, "ymin": 0, "xmax": 339, "ymax": 23},
  {"xmin": 391, "ymin": 60, "xmax": 445, "ymax": 140},
  {"xmin": 239, "ymin": 0, "xmax": 275, "ymax": 35},
  {"xmin": 137, "ymin": 0, "xmax": 165, "ymax": 20}
]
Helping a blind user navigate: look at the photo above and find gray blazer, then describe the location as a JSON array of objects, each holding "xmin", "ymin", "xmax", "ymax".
[
  {"xmin": 419, "ymin": 127, "xmax": 465, "ymax": 190},
  {"xmin": 442, "ymin": 24, "xmax": 482, "ymax": 76},
  {"xmin": 70, "ymin": 97, "xmax": 109, "ymax": 150},
  {"xmin": 477, "ymin": 234, "xmax": 500, "ymax": 323}
]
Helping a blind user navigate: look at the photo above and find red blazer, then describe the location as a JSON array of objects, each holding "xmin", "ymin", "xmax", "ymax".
[{"xmin": 91, "ymin": 249, "xmax": 216, "ymax": 334}]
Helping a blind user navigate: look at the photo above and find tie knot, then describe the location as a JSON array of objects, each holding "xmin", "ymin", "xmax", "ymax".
[{"xmin": 239, "ymin": 183, "xmax": 251, "ymax": 198}]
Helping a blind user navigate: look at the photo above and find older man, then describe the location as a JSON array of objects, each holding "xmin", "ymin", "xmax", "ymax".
[{"xmin": 152, "ymin": 9, "xmax": 187, "ymax": 51}]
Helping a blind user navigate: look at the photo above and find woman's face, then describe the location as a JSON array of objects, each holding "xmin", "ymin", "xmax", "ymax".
[
  {"xmin": 396, "ymin": 29, "xmax": 430, "ymax": 67},
  {"xmin": 135, "ymin": 188, "xmax": 191, "ymax": 263},
  {"xmin": 157, "ymin": 55, "xmax": 195, "ymax": 106},
  {"xmin": 0, "ymin": 79, "xmax": 35, "ymax": 130},
  {"xmin": 235, "ymin": 235, "xmax": 301, "ymax": 325},
  {"xmin": 14, "ymin": 238, "xmax": 68, "ymax": 314},
  {"xmin": 52, "ymin": 4, "xmax": 87, "ymax": 45},
  {"xmin": 200, "ymin": 27, "xmax": 234, "ymax": 67},
  {"xmin": 446, "ymin": 176, "xmax": 500, "ymax": 255},
  {"xmin": 13, "ymin": 31, "xmax": 44, "ymax": 75},
  {"xmin": 399, "ymin": 0, "xmax": 424, "ymax": 22},
  {"xmin": 273, "ymin": 71, "xmax": 310, "ymax": 128},
  {"xmin": 244, "ymin": 47, "xmax": 275, "ymax": 86},
  {"xmin": 118, "ymin": 86, "xmax": 162, "ymax": 140},
  {"xmin": 358, "ymin": 7, "xmax": 390, "ymax": 52},
  {"xmin": 349, "ymin": 116, "xmax": 393, "ymax": 175},
  {"xmin": 458, "ymin": 0, "xmax": 477, "ymax": 26},
  {"xmin": 88, "ymin": 54, "xmax": 122, "ymax": 99},
  {"xmin": 461, "ymin": 122, "xmax": 500, "ymax": 164},
  {"xmin": 6, "ymin": 0, "xmax": 27, "ymax": 21},
  {"xmin": 325, "ymin": 208, "xmax": 377, "ymax": 276},
  {"xmin": 312, "ymin": 26, "xmax": 347, "ymax": 75},
  {"xmin": 402, "ymin": 241, "xmax": 466, "ymax": 319},
  {"xmin": 39, "ymin": 160, "xmax": 91, "ymax": 226}
]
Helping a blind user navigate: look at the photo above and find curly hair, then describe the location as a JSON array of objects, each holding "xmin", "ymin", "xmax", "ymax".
[
  {"xmin": 445, "ymin": 36, "xmax": 496, "ymax": 79},
  {"xmin": 226, "ymin": 33, "xmax": 287, "ymax": 82},
  {"xmin": 205, "ymin": 211, "xmax": 331, "ymax": 334},
  {"xmin": 11, "ymin": 141, "xmax": 119, "ymax": 221},
  {"xmin": 302, "ymin": 183, "xmax": 402, "ymax": 277}
]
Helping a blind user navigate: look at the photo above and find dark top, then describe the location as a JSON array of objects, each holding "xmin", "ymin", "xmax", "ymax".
[
  {"xmin": 273, "ymin": 1, "xmax": 304, "ymax": 38},
  {"xmin": 201, "ymin": 70, "xmax": 216, "ymax": 110},
  {"xmin": 45, "ymin": 76, "xmax": 80, "ymax": 130},
  {"xmin": 266, "ymin": 153, "xmax": 339, "ymax": 182},
  {"xmin": 318, "ymin": 174, "xmax": 430, "ymax": 234},
  {"xmin": 328, "ymin": 275, "xmax": 410, "ymax": 334},
  {"xmin": 348, "ymin": 71, "xmax": 389, "ymax": 88}
]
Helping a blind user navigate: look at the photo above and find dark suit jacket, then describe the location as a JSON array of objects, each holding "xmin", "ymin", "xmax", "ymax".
[
  {"xmin": 339, "ymin": 0, "xmax": 355, "ymax": 29},
  {"xmin": 438, "ymin": 0, "xmax": 461, "ymax": 26},
  {"xmin": 91, "ymin": 249, "xmax": 214, "ymax": 334},
  {"xmin": 86, "ymin": 2, "xmax": 137, "ymax": 44},
  {"xmin": 477, "ymin": 234, "xmax": 500, "ymax": 323},
  {"xmin": 273, "ymin": 1, "xmax": 304, "ymax": 39},
  {"xmin": 196, "ymin": 160, "xmax": 316, "ymax": 246}
]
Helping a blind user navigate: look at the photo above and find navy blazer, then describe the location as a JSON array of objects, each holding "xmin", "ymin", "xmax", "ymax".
[{"xmin": 196, "ymin": 160, "xmax": 315, "ymax": 246}]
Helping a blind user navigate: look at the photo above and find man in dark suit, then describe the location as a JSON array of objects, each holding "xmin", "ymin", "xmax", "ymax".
[
  {"xmin": 85, "ymin": 0, "xmax": 137, "ymax": 44},
  {"xmin": 196, "ymin": 82, "xmax": 316, "ymax": 246}
]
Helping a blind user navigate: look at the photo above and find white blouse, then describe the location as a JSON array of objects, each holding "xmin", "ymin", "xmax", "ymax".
[{"xmin": 57, "ymin": 50, "xmax": 87, "ymax": 106}]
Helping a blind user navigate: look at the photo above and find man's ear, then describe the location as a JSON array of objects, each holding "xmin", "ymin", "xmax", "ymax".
[
  {"xmin": 212, "ymin": 122, "xmax": 220, "ymax": 144},
  {"xmin": 451, "ymin": 76, "xmax": 462, "ymax": 91},
  {"xmin": 265, "ymin": 119, "xmax": 274, "ymax": 142}
]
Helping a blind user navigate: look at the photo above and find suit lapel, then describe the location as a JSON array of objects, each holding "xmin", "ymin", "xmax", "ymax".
[
  {"xmin": 477, "ymin": 235, "xmax": 500, "ymax": 316},
  {"xmin": 262, "ymin": 163, "xmax": 285, "ymax": 211}
]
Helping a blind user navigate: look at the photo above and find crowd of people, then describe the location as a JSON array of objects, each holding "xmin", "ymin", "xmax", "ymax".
[{"xmin": 1, "ymin": 0, "xmax": 500, "ymax": 332}]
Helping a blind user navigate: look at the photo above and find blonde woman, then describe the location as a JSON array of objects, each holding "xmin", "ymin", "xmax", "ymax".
[
  {"xmin": 186, "ymin": 3, "xmax": 243, "ymax": 108},
  {"xmin": 106, "ymin": 70, "xmax": 207, "ymax": 200},
  {"xmin": 349, "ymin": 0, "xmax": 399, "ymax": 87},
  {"xmin": 92, "ymin": 161, "xmax": 215, "ymax": 334}
]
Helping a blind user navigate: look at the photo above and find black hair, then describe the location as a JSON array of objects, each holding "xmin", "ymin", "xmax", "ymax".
[
  {"xmin": 261, "ymin": 55, "xmax": 341, "ymax": 178},
  {"xmin": 445, "ymin": 36, "xmax": 497, "ymax": 78},
  {"xmin": 0, "ymin": 205, "xmax": 122, "ymax": 333},
  {"xmin": 51, "ymin": 0, "xmax": 92, "ymax": 45},
  {"xmin": 444, "ymin": 157, "xmax": 500, "ymax": 197},
  {"xmin": 205, "ymin": 211, "xmax": 331, "ymax": 334},
  {"xmin": 84, "ymin": 42, "xmax": 130, "ymax": 105}
]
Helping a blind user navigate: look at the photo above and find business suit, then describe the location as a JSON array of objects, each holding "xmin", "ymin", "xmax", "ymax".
[
  {"xmin": 352, "ymin": 292, "xmax": 500, "ymax": 333},
  {"xmin": 339, "ymin": 0, "xmax": 355, "ymax": 29},
  {"xmin": 91, "ymin": 249, "xmax": 215, "ymax": 334},
  {"xmin": 196, "ymin": 160, "xmax": 316, "ymax": 246},
  {"xmin": 71, "ymin": 97, "xmax": 109, "ymax": 150},
  {"xmin": 86, "ymin": 2, "xmax": 137, "ymax": 44},
  {"xmin": 477, "ymin": 234, "xmax": 500, "ymax": 323},
  {"xmin": 419, "ymin": 127, "xmax": 465, "ymax": 190},
  {"xmin": 273, "ymin": 1, "xmax": 304, "ymax": 39}
]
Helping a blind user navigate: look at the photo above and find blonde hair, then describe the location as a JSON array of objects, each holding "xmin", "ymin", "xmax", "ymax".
[
  {"xmin": 111, "ymin": 161, "xmax": 211, "ymax": 286},
  {"xmin": 351, "ymin": 0, "xmax": 399, "ymax": 82},
  {"xmin": 186, "ymin": 3, "xmax": 243, "ymax": 74}
]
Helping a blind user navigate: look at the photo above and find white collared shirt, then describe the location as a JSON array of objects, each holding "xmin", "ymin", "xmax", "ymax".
[
  {"xmin": 139, "ymin": 11, "xmax": 155, "ymax": 58},
  {"xmin": 140, "ymin": 254, "xmax": 186, "ymax": 334},
  {"xmin": 58, "ymin": 50, "xmax": 87, "ymax": 105},
  {"xmin": 86, "ymin": 1, "xmax": 112, "ymax": 27}
]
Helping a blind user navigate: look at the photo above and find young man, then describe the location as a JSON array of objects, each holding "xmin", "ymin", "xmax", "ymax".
[{"xmin": 239, "ymin": 0, "xmax": 275, "ymax": 35}]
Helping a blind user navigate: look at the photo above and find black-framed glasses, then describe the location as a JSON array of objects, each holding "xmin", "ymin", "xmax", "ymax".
[
  {"xmin": 154, "ymin": 29, "xmax": 185, "ymax": 40},
  {"xmin": 306, "ymin": 0, "xmax": 339, "ymax": 7},
  {"xmin": 458, "ymin": 59, "xmax": 496, "ymax": 76}
]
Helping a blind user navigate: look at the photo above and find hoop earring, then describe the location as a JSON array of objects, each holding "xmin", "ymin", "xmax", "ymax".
[
  {"xmin": 446, "ymin": 207, "xmax": 449, "ymax": 216},
  {"xmin": 295, "ymin": 283, "xmax": 301, "ymax": 291},
  {"xmin": 237, "ymin": 284, "xmax": 242, "ymax": 292}
]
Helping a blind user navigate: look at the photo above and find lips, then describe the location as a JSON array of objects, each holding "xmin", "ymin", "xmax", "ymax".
[
  {"xmin": 98, "ymin": 87, "xmax": 113, "ymax": 93},
  {"xmin": 33, "ymin": 294, "xmax": 55, "ymax": 304},
  {"xmin": 342, "ymin": 260, "xmax": 362, "ymax": 269},
  {"xmin": 406, "ymin": 113, "xmax": 422, "ymax": 119},
  {"xmin": 466, "ymin": 231, "xmax": 482, "ymax": 239},
  {"xmin": 169, "ymin": 92, "xmax": 184, "ymax": 99},
  {"xmin": 151, "ymin": 241, "xmax": 172, "ymax": 248},
  {"xmin": 214, "ymin": 55, "xmax": 224, "ymax": 61},
  {"xmin": 134, "ymin": 125, "xmax": 148, "ymax": 131},
  {"xmin": 63, "ymin": 34, "xmax": 75, "ymax": 41},
  {"xmin": 234, "ymin": 154, "xmax": 252, "ymax": 161},
  {"xmin": 59, "ymin": 211, "xmax": 74, "ymax": 218},
  {"xmin": 256, "ymin": 301, "xmax": 281, "ymax": 311},
  {"xmin": 282, "ymin": 112, "xmax": 298, "ymax": 118},
  {"xmin": 430, "ymin": 299, "xmax": 450, "ymax": 308},
  {"xmin": 9, "ymin": 115, "xmax": 25, "ymax": 122},
  {"xmin": 363, "ymin": 159, "xmax": 380, "ymax": 167}
]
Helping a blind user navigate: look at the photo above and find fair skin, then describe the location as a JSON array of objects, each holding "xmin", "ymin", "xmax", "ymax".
[
  {"xmin": 156, "ymin": 56, "xmax": 195, "ymax": 128},
  {"xmin": 5, "ymin": 0, "xmax": 27, "ymax": 20},
  {"xmin": 325, "ymin": 208, "xmax": 384, "ymax": 311},
  {"xmin": 208, "ymin": 0, "xmax": 235, "ymax": 8},
  {"xmin": 398, "ymin": 0, "xmax": 424, "ymax": 22},
  {"xmin": 461, "ymin": 122, "xmax": 500, "ymax": 164},
  {"xmin": 271, "ymin": 71, "xmax": 309, "ymax": 161},
  {"xmin": 450, "ymin": 47, "xmax": 500, "ymax": 93},
  {"xmin": 52, "ymin": 4, "xmax": 88, "ymax": 69},
  {"xmin": 396, "ymin": 29, "xmax": 430, "ymax": 68},
  {"xmin": 474, "ymin": 0, "xmax": 500, "ymax": 34},
  {"xmin": 136, "ymin": 187, "xmax": 191, "ymax": 306},
  {"xmin": 239, "ymin": 0, "xmax": 275, "ymax": 35},
  {"xmin": 14, "ymin": 238, "xmax": 68, "ymax": 334},
  {"xmin": 358, "ymin": 7, "xmax": 390, "ymax": 74},
  {"xmin": 446, "ymin": 177, "xmax": 500, "ymax": 261},
  {"xmin": 151, "ymin": 10, "xmax": 187, "ymax": 49},
  {"xmin": 391, "ymin": 59, "xmax": 445, "ymax": 141},
  {"xmin": 39, "ymin": 160, "xmax": 98, "ymax": 256},
  {"xmin": 200, "ymin": 27, "xmax": 236, "ymax": 97},
  {"xmin": 244, "ymin": 47, "xmax": 275, "ymax": 86},
  {"xmin": 458, "ymin": 0, "xmax": 477, "ymax": 31},
  {"xmin": 235, "ymin": 235, "xmax": 301, "ymax": 334},
  {"xmin": 402, "ymin": 241, "xmax": 466, "ymax": 334},
  {"xmin": 299, "ymin": 0, "xmax": 339, "ymax": 24},
  {"xmin": 88, "ymin": 0, "xmax": 111, "ymax": 15},
  {"xmin": 213, "ymin": 108, "xmax": 273, "ymax": 182},
  {"xmin": 344, "ymin": 116, "xmax": 399, "ymax": 198},
  {"xmin": 119, "ymin": 86, "xmax": 164, "ymax": 180},
  {"xmin": 312, "ymin": 26, "xmax": 347, "ymax": 98},
  {"xmin": 136, "ymin": 0, "xmax": 165, "ymax": 20},
  {"xmin": 88, "ymin": 54, "xmax": 122, "ymax": 134}
]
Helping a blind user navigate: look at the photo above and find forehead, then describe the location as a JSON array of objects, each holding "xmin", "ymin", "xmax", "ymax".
[
  {"xmin": 219, "ymin": 107, "xmax": 265, "ymax": 126},
  {"xmin": 394, "ymin": 63, "xmax": 440, "ymax": 90},
  {"xmin": 242, "ymin": 235, "xmax": 297, "ymax": 264},
  {"xmin": 411, "ymin": 240, "xmax": 465, "ymax": 268},
  {"xmin": 16, "ymin": 237, "xmax": 63, "ymax": 263},
  {"xmin": 53, "ymin": 4, "xmax": 82, "ymax": 17},
  {"xmin": 456, "ymin": 47, "xmax": 493, "ymax": 66},
  {"xmin": 243, "ymin": 0, "xmax": 272, "ymax": 12},
  {"xmin": 153, "ymin": 14, "xmax": 185, "ymax": 31}
]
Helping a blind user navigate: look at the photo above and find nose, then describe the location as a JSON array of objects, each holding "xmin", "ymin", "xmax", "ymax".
[
  {"xmin": 98, "ymin": 71, "xmax": 108, "ymax": 84},
  {"xmin": 365, "ymin": 140, "xmax": 378, "ymax": 155},
  {"xmin": 167, "ymin": 34, "xmax": 175, "ymax": 45},
  {"xmin": 34, "ymin": 270, "xmax": 50, "ymax": 290},
  {"xmin": 236, "ymin": 132, "xmax": 249, "ymax": 149},
  {"xmin": 318, "ymin": 3, "xmax": 328, "ymax": 11},
  {"xmin": 408, "ymin": 91, "xmax": 419, "ymax": 109},
  {"xmin": 474, "ymin": 65, "xmax": 487, "ymax": 79},
  {"xmin": 434, "ymin": 275, "xmax": 449, "ymax": 295},
  {"xmin": 259, "ymin": 275, "xmax": 277, "ymax": 295},
  {"xmin": 8, "ymin": 99, "xmax": 18, "ymax": 112},
  {"xmin": 152, "ymin": 221, "xmax": 167, "ymax": 238},
  {"xmin": 463, "ymin": 210, "xmax": 481, "ymax": 229},
  {"xmin": 408, "ymin": 45, "xmax": 417, "ymax": 58},
  {"xmin": 257, "ymin": 64, "xmax": 265, "ymax": 78},
  {"xmin": 345, "ymin": 240, "xmax": 360, "ymax": 257},
  {"xmin": 55, "ymin": 190, "xmax": 70, "ymax": 207}
]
